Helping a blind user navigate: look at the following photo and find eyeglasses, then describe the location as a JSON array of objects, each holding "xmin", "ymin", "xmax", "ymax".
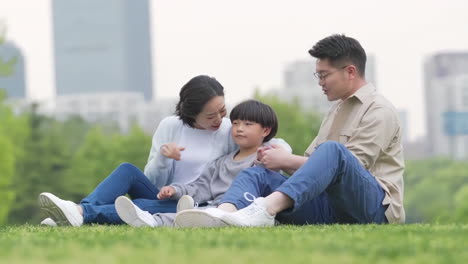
[{"xmin": 313, "ymin": 65, "xmax": 349, "ymax": 81}]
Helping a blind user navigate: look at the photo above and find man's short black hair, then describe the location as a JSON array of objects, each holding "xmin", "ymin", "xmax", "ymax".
[
  {"xmin": 175, "ymin": 75, "xmax": 225, "ymax": 127},
  {"xmin": 309, "ymin": 34, "xmax": 367, "ymax": 77},
  {"xmin": 230, "ymin": 100, "xmax": 278, "ymax": 142}
]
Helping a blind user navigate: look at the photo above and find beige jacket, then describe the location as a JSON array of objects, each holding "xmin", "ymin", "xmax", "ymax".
[{"xmin": 305, "ymin": 83, "xmax": 405, "ymax": 223}]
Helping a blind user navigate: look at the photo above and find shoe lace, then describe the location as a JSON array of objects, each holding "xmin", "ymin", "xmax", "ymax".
[
  {"xmin": 239, "ymin": 192, "xmax": 264, "ymax": 217},
  {"xmin": 243, "ymin": 192, "xmax": 257, "ymax": 202},
  {"xmin": 239, "ymin": 201, "xmax": 264, "ymax": 218}
]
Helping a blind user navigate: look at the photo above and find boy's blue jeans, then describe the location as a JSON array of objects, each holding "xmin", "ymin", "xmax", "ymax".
[
  {"xmin": 220, "ymin": 141, "xmax": 388, "ymax": 224},
  {"xmin": 80, "ymin": 162, "xmax": 177, "ymax": 224}
]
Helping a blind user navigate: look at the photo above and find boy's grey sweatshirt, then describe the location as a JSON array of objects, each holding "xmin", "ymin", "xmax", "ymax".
[{"xmin": 170, "ymin": 150, "xmax": 257, "ymax": 206}]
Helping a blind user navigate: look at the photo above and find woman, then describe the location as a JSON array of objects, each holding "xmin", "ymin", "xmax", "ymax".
[{"xmin": 38, "ymin": 75, "xmax": 289, "ymax": 226}]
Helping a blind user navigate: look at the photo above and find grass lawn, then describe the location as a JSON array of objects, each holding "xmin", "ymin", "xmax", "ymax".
[{"xmin": 0, "ymin": 224, "xmax": 466, "ymax": 264}]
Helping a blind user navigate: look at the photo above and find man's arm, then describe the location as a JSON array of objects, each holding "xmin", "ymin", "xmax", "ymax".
[
  {"xmin": 345, "ymin": 105, "xmax": 399, "ymax": 169},
  {"xmin": 259, "ymin": 145, "xmax": 308, "ymax": 174}
]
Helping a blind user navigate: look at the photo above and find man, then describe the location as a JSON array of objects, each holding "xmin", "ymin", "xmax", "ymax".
[{"xmin": 175, "ymin": 34, "xmax": 405, "ymax": 227}]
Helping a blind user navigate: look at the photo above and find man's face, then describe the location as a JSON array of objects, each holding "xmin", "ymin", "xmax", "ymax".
[{"xmin": 315, "ymin": 58, "xmax": 350, "ymax": 101}]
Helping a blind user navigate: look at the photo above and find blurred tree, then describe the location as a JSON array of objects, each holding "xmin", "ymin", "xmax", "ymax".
[
  {"xmin": 63, "ymin": 125, "xmax": 151, "ymax": 200},
  {"xmin": 0, "ymin": 90, "xmax": 29, "ymax": 225},
  {"xmin": 254, "ymin": 90, "xmax": 322, "ymax": 155},
  {"xmin": 0, "ymin": 24, "xmax": 17, "ymax": 78},
  {"xmin": 404, "ymin": 159, "xmax": 468, "ymax": 223},
  {"xmin": 7, "ymin": 104, "xmax": 82, "ymax": 224},
  {"xmin": 113, "ymin": 126, "xmax": 152, "ymax": 169},
  {"xmin": 0, "ymin": 24, "xmax": 28, "ymax": 224},
  {"xmin": 454, "ymin": 185, "xmax": 468, "ymax": 223}
]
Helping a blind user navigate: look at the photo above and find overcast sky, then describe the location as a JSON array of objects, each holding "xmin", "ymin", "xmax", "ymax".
[{"xmin": 1, "ymin": 0, "xmax": 468, "ymax": 141}]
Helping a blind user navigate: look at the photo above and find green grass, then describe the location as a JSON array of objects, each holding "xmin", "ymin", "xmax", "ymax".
[{"xmin": 0, "ymin": 224, "xmax": 466, "ymax": 264}]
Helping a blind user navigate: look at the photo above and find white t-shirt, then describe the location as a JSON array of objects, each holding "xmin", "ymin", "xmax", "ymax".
[
  {"xmin": 144, "ymin": 116, "xmax": 236, "ymax": 189},
  {"xmin": 172, "ymin": 125, "xmax": 217, "ymax": 184}
]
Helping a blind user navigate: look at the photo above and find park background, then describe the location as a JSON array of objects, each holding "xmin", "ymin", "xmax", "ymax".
[
  {"xmin": 0, "ymin": 1, "xmax": 467, "ymax": 263},
  {"xmin": 0, "ymin": 0, "xmax": 467, "ymax": 226}
]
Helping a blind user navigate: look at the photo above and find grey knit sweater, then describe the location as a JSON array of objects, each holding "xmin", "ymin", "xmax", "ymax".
[{"xmin": 170, "ymin": 150, "xmax": 257, "ymax": 206}]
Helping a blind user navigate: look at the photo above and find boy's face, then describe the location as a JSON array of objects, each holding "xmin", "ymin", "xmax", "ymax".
[{"xmin": 231, "ymin": 119, "xmax": 271, "ymax": 149}]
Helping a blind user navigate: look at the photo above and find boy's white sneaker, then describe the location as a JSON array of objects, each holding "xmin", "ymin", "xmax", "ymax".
[
  {"xmin": 221, "ymin": 197, "xmax": 275, "ymax": 227},
  {"xmin": 40, "ymin": 218, "xmax": 57, "ymax": 227},
  {"xmin": 176, "ymin": 195, "xmax": 196, "ymax": 212},
  {"xmin": 174, "ymin": 208, "xmax": 228, "ymax": 228},
  {"xmin": 38, "ymin": 192, "xmax": 83, "ymax": 227},
  {"xmin": 115, "ymin": 196, "xmax": 158, "ymax": 227}
]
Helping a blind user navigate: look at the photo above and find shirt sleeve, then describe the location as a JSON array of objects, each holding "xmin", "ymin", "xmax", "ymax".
[
  {"xmin": 345, "ymin": 105, "xmax": 399, "ymax": 169},
  {"xmin": 267, "ymin": 138, "xmax": 293, "ymax": 153},
  {"xmin": 143, "ymin": 117, "xmax": 177, "ymax": 189},
  {"xmin": 170, "ymin": 158, "xmax": 219, "ymax": 203}
]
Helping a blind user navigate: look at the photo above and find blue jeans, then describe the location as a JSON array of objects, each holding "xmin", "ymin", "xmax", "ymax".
[
  {"xmin": 220, "ymin": 141, "xmax": 388, "ymax": 224},
  {"xmin": 80, "ymin": 162, "xmax": 177, "ymax": 224}
]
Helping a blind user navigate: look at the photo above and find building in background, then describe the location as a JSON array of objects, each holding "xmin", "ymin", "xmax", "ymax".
[
  {"xmin": 52, "ymin": 0, "xmax": 154, "ymax": 101},
  {"xmin": 366, "ymin": 54, "xmax": 377, "ymax": 88},
  {"xmin": 281, "ymin": 60, "xmax": 331, "ymax": 114},
  {"xmin": 0, "ymin": 41, "xmax": 26, "ymax": 99},
  {"xmin": 424, "ymin": 53, "xmax": 468, "ymax": 159},
  {"xmin": 398, "ymin": 110, "xmax": 409, "ymax": 144},
  {"xmin": 53, "ymin": 93, "xmax": 176, "ymax": 134}
]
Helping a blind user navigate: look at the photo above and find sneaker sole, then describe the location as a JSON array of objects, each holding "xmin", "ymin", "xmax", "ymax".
[
  {"xmin": 174, "ymin": 210, "xmax": 228, "ymax": 228},
  {"xmin": 38, "ymin": 193, "xmax": 80, "ymax": 227},
  {"xmin": 176, "ymin": 195, "xmax": 195, "ymax": 212},
  {"xmin": 115, "ymin": 196, "xmax": 153, "ymax": 227},
  {"xmin": 40, "ymin": 217, "xmax": 57, "ymax": 227}
]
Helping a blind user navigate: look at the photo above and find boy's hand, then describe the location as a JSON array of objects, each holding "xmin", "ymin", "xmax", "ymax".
[
  {"xmin": 256, "ymin": 145, "xmax": 272, "ymax": 162},
  {"xmin": 161, "ymin": 143, "xmax": 185, "ymax": 161},
  {"xmin": 157, "ymin": 186, "xmax": 176, "ymax": 199},
  {"xmin": 259, "ymin": 144, "xmax": 291, "ymax": 170}
]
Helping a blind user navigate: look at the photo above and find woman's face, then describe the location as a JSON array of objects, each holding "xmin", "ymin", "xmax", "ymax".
[{"xmin": 194, "ymin": 96, "xmax": 227, "ymax": 130}]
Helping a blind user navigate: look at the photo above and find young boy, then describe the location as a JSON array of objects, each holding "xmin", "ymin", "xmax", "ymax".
[{"xmin": 114, "ymin": 99, "xmax": 288, "ymax": 227}]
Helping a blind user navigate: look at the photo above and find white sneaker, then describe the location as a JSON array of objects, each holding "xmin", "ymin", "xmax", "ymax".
[
  {"xmin": 115, "ymin": 196, "xmax": 158, "ymax": 227},
  {"xmin": 221, "ymin": 197, "xmax": 275, "ymax": 227},
  {"xmin": 40, "ymin": 218, "xmax": 57, "ymax": 227},
  {"xmin": 38, "ymin": 192, "xmax": 83, "ymax": 227},
  {"xmin": 176, "ymin": 195, "xmax": 196, "ymax": 212},
  {"xmin": 174, "ymin": 207, "xmax": 228, "ymax": 228}
]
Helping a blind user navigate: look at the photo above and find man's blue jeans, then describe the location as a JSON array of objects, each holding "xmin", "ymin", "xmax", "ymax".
[
  {"xmin": 220, "ymin": 141, "xmax": 388, "ymax": 224},
  {"xmin": 80, "ymin": 162, "xmax": 177, "ymax": 224}
]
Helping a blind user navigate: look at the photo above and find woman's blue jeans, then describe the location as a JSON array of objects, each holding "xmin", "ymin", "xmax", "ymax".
[
  {"xmin": 80, "ymin": 162, "xmax": 177, "ymax": 224},
  {"xmin": 220, "ymin": 141, "xmax": 388, "ymax": 224}
]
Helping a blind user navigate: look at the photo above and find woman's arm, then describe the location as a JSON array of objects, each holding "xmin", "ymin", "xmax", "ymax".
[{"xmin": 144, "ymin": 116, "xmax": 181, "ymax": 189}]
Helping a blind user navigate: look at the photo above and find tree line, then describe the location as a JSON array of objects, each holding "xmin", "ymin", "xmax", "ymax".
[{"xmin": 0, "ymin": 90, "xmax": 467, "ymax": 225}]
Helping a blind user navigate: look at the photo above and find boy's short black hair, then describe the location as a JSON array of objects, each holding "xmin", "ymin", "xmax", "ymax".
[
  {"xmin": 229, "ymin": 100, "xmax": 278, "ymax": 142},
  {"xmin": 175, "ymin": 75, "xmax": 225, "ymax": 127},
  {"xmin": 308, "ymin": 34, "xmax": 367, "ymax": 77}
]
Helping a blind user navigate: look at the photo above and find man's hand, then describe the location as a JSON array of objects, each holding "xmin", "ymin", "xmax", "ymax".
[
  {"xmin": 259, "ymin": 144, "xmax": 292, "ymax": 170},
  {"xmin": 160, "ymin": 143, "xmax": 185, "ymax": 161},
  {"xmin": 157, "ymin": 186, "xmax": 176, "ymax": 199},
  {"xmin": 256, "ymin": 145, "xmax": 272, "ymax": 162}
]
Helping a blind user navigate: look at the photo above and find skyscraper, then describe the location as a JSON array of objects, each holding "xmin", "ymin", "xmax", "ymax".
[
  {"xmin": 52, "ymin": 0, "xmax": 154, "ymax": 101},
  {"xmin": 424, "ymin": 53, "xmax": 468, "ymax": 159},
  {"xmin": 0, "ymin": 41, "xmax": 26, "ymax": 99}
]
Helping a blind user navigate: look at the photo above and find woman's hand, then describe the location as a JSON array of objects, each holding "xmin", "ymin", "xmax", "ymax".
[
  {"xmin": 157, "ymin": 186, "xmax": 176, "ymax": 199},
  {"xmin": 160, "ymin": 143, "xmax": 185, "ymax": 161}
]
